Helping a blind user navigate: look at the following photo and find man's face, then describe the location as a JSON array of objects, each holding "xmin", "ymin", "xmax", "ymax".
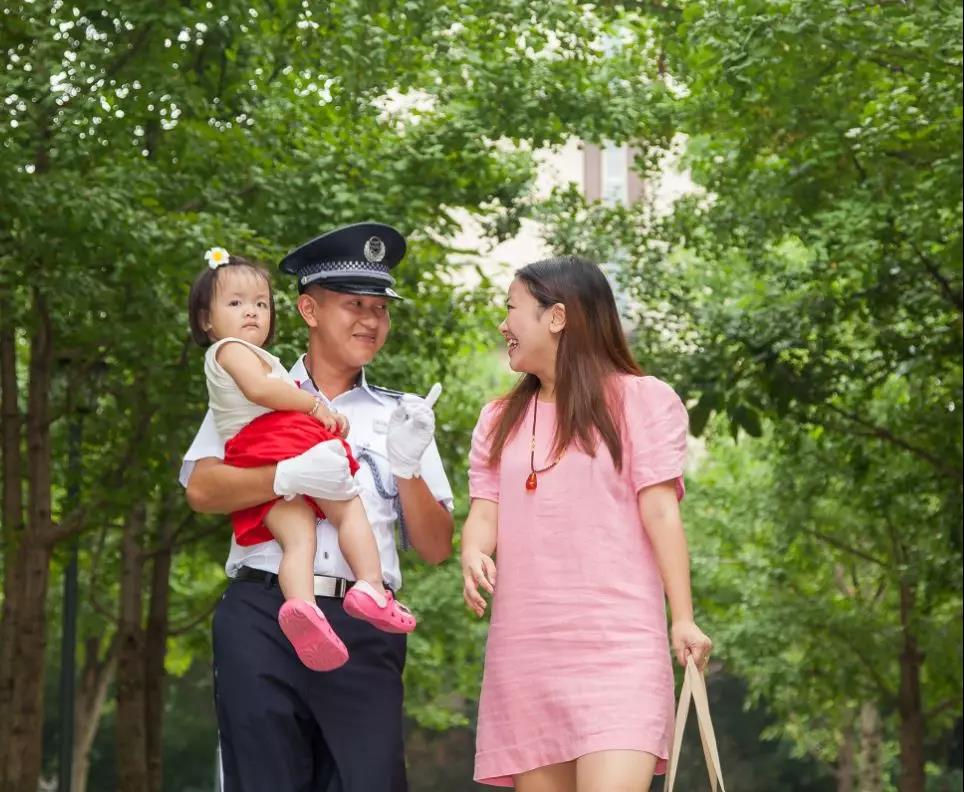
[{"xmin": 298, "ymin": 287, "xmax": 391, "ymax": 368}]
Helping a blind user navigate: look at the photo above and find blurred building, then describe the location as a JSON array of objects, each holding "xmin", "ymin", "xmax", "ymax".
[{"xmin": 448, "ymin": 137, "xmax": 691, "ymax": 292}]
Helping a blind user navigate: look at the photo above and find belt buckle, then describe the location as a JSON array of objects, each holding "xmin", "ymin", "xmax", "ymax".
[{"xmin": 312, "ymin": 574, "xmax": 349, "ymax": 599}]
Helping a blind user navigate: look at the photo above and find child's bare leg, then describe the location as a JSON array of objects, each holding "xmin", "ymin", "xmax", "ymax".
[
  {"xmin": 264, "ymin": 498, "xmax": 317, "ymax": 602},
  {"xmin": 316, "ymin": 496, "xmax": 383, "ymax": 590},
  {"xmin": 320, "ymin": 495, "xmax": 417, "ymax": 634}
]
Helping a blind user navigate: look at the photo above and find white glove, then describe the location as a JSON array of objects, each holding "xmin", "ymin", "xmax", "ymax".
[
  {"xmin": 273, "ymin": 439, "xmax": 358, "ymax": 501},
  {"xmin": 386, "ymin": 383, "xmax": 442, "ymax": 479}
]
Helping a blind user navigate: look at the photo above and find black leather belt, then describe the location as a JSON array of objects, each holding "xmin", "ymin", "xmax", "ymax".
[
  {"xmin": 234, "ymin": 566, "xmax": 352, "ymax": 598},
  {"xmin": 234, "ymin": 566, "xmax": 395, "ymax": 598}
]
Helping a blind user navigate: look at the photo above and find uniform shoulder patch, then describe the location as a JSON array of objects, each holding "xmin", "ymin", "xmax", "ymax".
[{"xmin": 369, "ymin": 384, "xmax": 405, "ymax": 400}]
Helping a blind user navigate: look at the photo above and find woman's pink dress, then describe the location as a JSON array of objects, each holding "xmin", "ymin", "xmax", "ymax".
[{"xmin": 469, "ymin": 375, "xmax": 688, "ymax": 787}]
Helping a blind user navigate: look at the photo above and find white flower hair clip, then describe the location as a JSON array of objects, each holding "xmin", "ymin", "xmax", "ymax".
[{"xmin": 205, "ymin": 247, "xmax": 231, "ymax": 269}]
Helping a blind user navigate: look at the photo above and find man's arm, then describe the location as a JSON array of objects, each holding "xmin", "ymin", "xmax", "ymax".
[
  {"xmin": 185, "ymin": 440, "xmax": 359, "ymax": 515},
  {"xmin": 397, "ymin": 476, "xmax": 453, "ymax": 565},
  {"xmin": 185, "ymin": 458, "xmax": 277, "ymax": 514},
  {"xmin": 384, "ymin": 383, "xmax": 453, "ymax": 564}
]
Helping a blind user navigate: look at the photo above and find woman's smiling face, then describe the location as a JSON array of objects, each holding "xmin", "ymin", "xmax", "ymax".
[{"xmin": 499, "ymin": 278, "xmax": 558, "ymax": 374}]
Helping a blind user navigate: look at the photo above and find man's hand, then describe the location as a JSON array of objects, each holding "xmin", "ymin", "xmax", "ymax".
[
  {"xmin": 387, "ymin": 383, "xmax": 441, "ymax": 479},
  {"xmin": 273, "ymin": 439, "xmax": 358, "ymax": 501}
]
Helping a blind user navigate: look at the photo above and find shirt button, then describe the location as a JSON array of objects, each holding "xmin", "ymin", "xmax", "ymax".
[{"xmin": 323, "ymin": 552, "xmax": 330, "ymax": 560}]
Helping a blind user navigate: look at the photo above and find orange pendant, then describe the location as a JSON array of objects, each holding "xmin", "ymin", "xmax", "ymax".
[{"xmin": 525, "ymin": 472, "xmax": 538, "ymax": 491}]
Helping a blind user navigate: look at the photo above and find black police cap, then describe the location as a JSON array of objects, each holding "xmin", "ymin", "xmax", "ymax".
[{"xmin": 279, "ymin": 222, "xmax": 406, "ymax": 299}]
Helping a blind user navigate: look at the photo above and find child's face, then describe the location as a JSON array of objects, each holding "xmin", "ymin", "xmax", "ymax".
[{"xmin": 206, "ymin": 267, "xmax": 272, "ymax": 347}]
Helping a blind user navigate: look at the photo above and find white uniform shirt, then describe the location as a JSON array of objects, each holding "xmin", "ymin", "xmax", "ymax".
[
  {"xmin": 179, "ymin": 355, "xmax": 454, "ymax": 590},
  {"xmin": 204, "ymin": 337, "xmax": 295, "ymax": 439}
]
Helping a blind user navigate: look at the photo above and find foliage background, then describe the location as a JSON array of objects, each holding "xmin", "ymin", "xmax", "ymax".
[{"xmin": 1, "ymin": 1, "xmax": 960, "ymax": 790}]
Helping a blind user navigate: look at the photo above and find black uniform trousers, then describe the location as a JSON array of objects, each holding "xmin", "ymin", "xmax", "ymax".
[{"xmin": 212, "ymin": 575, "xmax": 408, "ymax": 792}]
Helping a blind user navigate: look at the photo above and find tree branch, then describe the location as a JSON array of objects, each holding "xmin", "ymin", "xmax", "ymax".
[
  {"xmin": 805, "ymin": 527, "xmax": 889, "ymax": 567},
  {"xmin": 45, "ymin": 404, "xmax": 157, "ymax": 546},
  {"xmin": 824, "ymin": 404, "xmax": 963, "ymax": 482},
  {"xmin": 924, "ymin": 696, "xmax": 963, "ymax": 721},
  {"xmin": 911, "ymin": 243, "xmax": 963, "ymax": 313},
  {"xmin": 167, "ymin": 597, "xmax": 220, "ymax": 637}
]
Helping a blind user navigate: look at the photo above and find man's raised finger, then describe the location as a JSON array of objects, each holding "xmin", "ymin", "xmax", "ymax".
[{"xmin": 424, "ymin": 382, "xmax": 442, "ymax": 408}]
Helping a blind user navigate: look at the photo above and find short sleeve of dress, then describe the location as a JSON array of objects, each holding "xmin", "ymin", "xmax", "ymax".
[
  {"xmin": 468, "ymin": 401, "xmax": 502, "ymax": 503},
  {"xmin": 624, "ymin": 376, "xmax": 688, "ymax": 500}
]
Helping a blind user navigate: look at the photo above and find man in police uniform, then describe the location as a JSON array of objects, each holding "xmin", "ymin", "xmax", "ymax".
[{"xmin": 179, "ymin": 222, "xmax": 454, "ymax": 791}]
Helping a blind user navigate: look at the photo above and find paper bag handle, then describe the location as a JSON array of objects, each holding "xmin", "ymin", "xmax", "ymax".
[{"xmin": 665, "ymin": 656, "xmax": 726, "ymax": 792}]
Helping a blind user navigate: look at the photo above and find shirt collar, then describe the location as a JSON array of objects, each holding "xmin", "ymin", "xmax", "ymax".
[{"xmin": 288, "ymin": 355, "xmax": 387, "ymax": 406}]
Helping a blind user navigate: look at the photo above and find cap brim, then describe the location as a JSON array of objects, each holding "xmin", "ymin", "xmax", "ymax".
[{"xmin": 303, "ymin": 282, "xmax": 404, "ymax": 301}]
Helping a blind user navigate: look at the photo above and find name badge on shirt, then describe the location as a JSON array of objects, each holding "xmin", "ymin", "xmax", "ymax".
[{"xmin": 373, "ymin": 418, "xmax": 389, "ymax": 434}]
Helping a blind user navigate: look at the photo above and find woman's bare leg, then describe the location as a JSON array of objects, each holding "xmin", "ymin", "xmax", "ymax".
[
  {"xmin": 514, "ymin": 760, "xmax": 577, "ymax": 792},
  {"xmin": 575, "ymin": 750, "xmax": 658, "ymax": 792},
  {"xmin": 263, "ymin": 497, "xmax": 317, "ymax": 602}
]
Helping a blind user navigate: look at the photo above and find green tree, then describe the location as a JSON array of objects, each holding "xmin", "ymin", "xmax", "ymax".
[
  {"xmin": 1, "ymin": 2, "xmax": 676, "ymax": 788},
  {"xmin": 536, "ymin": 2, "xmax": 962, "ymax": 789},
  {"xmin": 682, "ymin": 418, "xmax": 962, "ymax": 790}
]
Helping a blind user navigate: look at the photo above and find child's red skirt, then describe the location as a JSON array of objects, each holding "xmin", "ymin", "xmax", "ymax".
[{"xmin": 224, "ymin": 410, "xmax": 360, "ymax": 546}]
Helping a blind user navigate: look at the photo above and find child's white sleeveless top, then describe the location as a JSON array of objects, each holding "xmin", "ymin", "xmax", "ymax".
[{"xmin": 204, "ymin": 337, "xmax": 296, "ymax": 439}]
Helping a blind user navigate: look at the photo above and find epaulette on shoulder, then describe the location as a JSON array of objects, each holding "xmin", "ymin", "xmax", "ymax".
[{"xmin": 369, "ymin": 384, "xmax": 404, "ymax": 400}]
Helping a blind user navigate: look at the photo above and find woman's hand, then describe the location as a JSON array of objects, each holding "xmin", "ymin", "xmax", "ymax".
[
  {"xmin": 671, "ymin": 620, "xmax": 713, "ymax": 669},
  {"xmin": 461, "ymin": 549, "xmax": 497, "ymax": 617}
]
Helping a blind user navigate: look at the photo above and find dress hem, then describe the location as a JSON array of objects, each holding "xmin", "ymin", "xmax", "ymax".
[{"xmin": 474, "ymin": 728, "xmax": 669, "ymax": 788}]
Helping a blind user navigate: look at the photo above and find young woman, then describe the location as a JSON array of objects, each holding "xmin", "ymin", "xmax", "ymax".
[{"xmin": 462, "ymin": 256, "xmax": 712, "ymax": 791}]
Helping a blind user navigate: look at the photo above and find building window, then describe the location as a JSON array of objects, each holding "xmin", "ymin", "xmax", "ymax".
[{"xmin": 601, "ymin": 142, "xmax": 628, "ymax": 205}]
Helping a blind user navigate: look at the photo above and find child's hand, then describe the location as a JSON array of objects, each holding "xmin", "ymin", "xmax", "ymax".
[
  {"xmin": 313, "ymin": 405, "xmax": 344, "ymax": 434},
  {"xmin": 461, "ymin": 549, "xmax": 496, "ymax": 618}
]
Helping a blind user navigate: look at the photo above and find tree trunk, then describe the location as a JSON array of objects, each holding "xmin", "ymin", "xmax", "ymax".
[
  {"xmin": 0, "ymin": 296, "xmax": 25, "ymax": 786},
  {"xmin": 72, "ymin": 636, "xmax": 118, "ymax": 792},
  {"xmin": 858, "ymin": 702, "xmax": 884, "ymax": 792},
  {"xmin": 116, "ymin": 504, "xmax": 149, "ymax": 792},
  {"xmin": 1, "ymin": 540, "xmax": 54, "ymax": 790},
  {"xmin": 0, "ymin": 290, "xmax": 55, "ymax": 791},
  {"xmin": 145, "ymin": 521, "xmax": 174, "ymax": 792},
  {"xmin": 836, "ymin": 713, "xmax": 856, "ymax": 792},
  {"xmin": 897, "ymin": 582, "xmax": 925, "ymax": 792}
]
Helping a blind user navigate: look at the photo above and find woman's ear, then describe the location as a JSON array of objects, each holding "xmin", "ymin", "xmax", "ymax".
[
  {"xmin": 296, "ymin": 293, "xmax": 319, "ymax": 328},
  {"xmin": 548, "ymin": 302, "xmax": 567, "ymax": 335}
]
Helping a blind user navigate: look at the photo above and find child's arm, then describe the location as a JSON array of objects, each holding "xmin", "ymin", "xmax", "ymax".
[
  {"xmin": 460, "ymin": 498, "xmax": 498, "ymax": 617},
  {"xmin": 216, "ymin": 342, "xmax": 343, "ymax": 432}
]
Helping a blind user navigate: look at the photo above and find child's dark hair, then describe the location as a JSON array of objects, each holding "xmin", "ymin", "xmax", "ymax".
[{"xmin": 188, "ymin": 255, "xmax": 277, "ymax": 348}]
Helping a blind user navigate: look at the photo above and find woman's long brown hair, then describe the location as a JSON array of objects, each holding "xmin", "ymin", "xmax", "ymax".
[{"xmin": 487, "ymin": 256, "xmax": 642, "ymax": 470}]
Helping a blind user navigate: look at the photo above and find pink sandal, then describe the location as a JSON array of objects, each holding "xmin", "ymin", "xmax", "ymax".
[
  {"xmin": 343, "ymin": 585, "xmax": 417, "ymax": 634},
  {"xmin": 278, "ymin": 600, "xmax": 349, "ymax": 671}
]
